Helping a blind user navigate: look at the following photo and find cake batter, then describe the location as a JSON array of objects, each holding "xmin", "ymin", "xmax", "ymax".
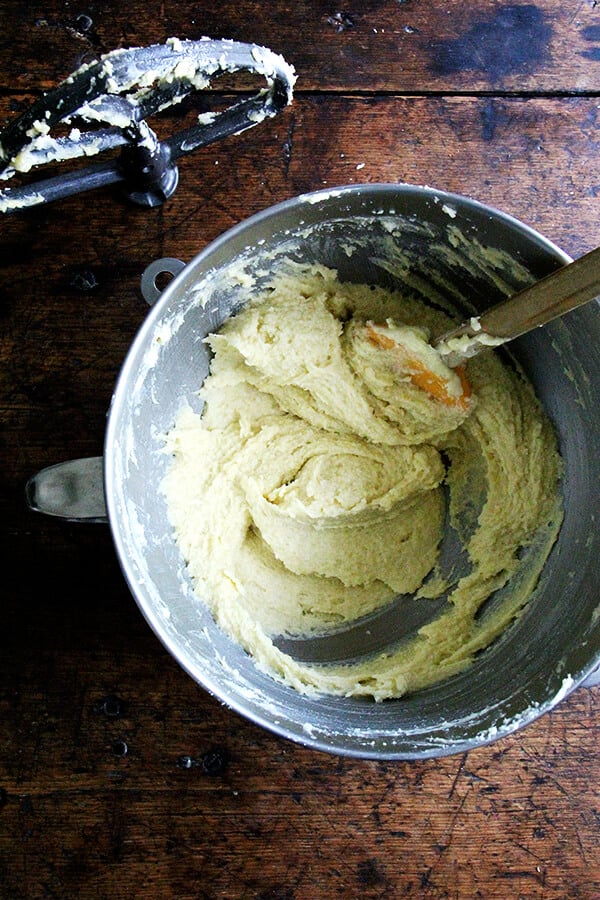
[{"xmin": 162, "ymin": 263, "xmax": 563, "ymax": 700}]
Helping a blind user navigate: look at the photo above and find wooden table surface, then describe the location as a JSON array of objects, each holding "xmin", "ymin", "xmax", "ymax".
[{"xmin": 2, "ymin": 2, "xmax": 599, "ymax": 897}]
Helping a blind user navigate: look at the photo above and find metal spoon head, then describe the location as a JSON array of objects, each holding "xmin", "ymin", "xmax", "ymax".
[{"xmin": 273, "ymin": 486, "xmax": 471, "ymax": 664}]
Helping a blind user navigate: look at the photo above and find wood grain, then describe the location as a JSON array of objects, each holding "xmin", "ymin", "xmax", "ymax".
[
  {"xmin": 0, "ymin": 0, "xmax": 598, "ymax": 93},
  {"xmin": 1, "ymin": 1, "xmax": 599, "ymax": 897}
]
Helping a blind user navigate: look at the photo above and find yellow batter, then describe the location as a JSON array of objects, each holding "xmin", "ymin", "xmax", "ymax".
[{"xmin": 162, "ymin": 263, "xmax": 563, "ymax": 700}]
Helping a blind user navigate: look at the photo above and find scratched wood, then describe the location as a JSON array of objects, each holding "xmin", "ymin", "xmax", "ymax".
[
  {"xmin": 0, "ymin": 621, "xmax": 599, "ymax": 897},
  {"xmin": 0, "ymin": 0, "xmax": 598, "ymax": 93},
  {"xmin": 1, "ymin": 1, "xmax": 600, "ymax": 898}
]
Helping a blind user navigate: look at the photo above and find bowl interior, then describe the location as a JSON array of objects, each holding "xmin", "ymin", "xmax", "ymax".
[{"xmin": 105, "ymin": 185, "xmax": 600, "ymax": 758}]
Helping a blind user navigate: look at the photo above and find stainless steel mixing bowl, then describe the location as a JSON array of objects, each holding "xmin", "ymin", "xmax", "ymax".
[{"xmin": 30, "ymin": 184, "xmax": 600, "ymax": 758}]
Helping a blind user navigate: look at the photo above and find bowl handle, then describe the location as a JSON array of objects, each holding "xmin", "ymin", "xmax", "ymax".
[
  {"xmin": 140, "ymin": 257, "xmax": 186, "ymax": 305},
  {"xmin": 25, "ymin": 457, "xmax": 107, "ymax": 523},
  {"xmin": 22, "ymin": 457, "xmax": 600, "ymax": 687}
]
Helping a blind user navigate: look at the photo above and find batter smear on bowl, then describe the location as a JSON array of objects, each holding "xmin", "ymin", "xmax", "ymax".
[{"xmin": 162, "ymin": 263, "xmax": 563, "ymax": 700}]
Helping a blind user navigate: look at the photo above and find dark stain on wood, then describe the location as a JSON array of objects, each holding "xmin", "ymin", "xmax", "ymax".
[
  {"xmin": 430, "ymin": 4, "xmax": 553, "ymax": 79},
  {"xmin": 479, "ymin": 98, "xmax": 510, "ymax": 142},
  {"xmin": 357, "ymin": 857, "xmax": 387, "ymax": 887},
  {"xmin": 581, "ymin": 24, "xmax": 600, "ymax": 60},
  {"xmin": 1, "ymin": 2, "xmax": 599, "ymax": 897}
]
